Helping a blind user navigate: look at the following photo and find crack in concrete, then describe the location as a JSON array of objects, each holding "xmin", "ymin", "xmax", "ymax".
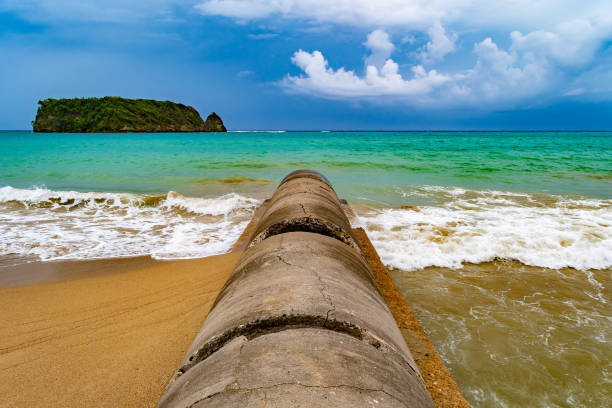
[
  {"xmin": 275, "ymin": 254, "xmax": 292, "ymax": 268},
  {"xmin": 309, "ymin": 266, "xmax": 336, "ymax": 328},
  {"xmin": 299, "ymin": 203, "xmax": 308, "ymax": 216},
  {"xmin": 276, "ymin": 252, "xmax": 336, "ymax": 328}
]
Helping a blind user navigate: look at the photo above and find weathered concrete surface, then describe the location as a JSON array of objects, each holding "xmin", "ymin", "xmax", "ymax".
[
  {"xmin": 160, "ymin": 329, "xmax": 432, "ymax": 408},
  {"xmin": 159, "ymin": 170, "xmax": 436, "ymax": 408},
  {"xmin": 176, "ymin": 232, "xmax": 420, "ymax": 378},
  {"xmin": 248, "ymin": 170, "xmax": 359, "ymax": 250},
  {"xmin": 353, "ymin": 227, "xmax": 471, "ymax": 408}
]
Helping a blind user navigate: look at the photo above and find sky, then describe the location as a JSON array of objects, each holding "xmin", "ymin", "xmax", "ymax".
[{"xmin": 1, "ymin": 0, "xmax": 611, "ymax": 130}]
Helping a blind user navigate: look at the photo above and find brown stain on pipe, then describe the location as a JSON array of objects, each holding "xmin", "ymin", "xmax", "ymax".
[{"xmin": 353, "ymin": 227, "xmax": 471, "ymax": 408}]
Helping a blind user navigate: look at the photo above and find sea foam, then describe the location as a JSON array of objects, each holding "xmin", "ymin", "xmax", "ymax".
[
  {"xmin": 0, "ymin": 186, "xmax": 259, "ymax": 262},
  {"xmin": 356, "ymin": 186, "xmax": 612, "ymax": 271},
  {"xmin": 2, "ymin": 185, "xmax": 611, "ymax": 270}
]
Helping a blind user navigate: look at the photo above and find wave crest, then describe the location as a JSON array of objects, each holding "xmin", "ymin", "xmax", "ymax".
[
  {"xmin": 356, "ymin": 186, "xmax": 612, "ymax": 271},
  {"xmin": 0, "ymin": 186, "xmax": 260, "ymax": 262}
]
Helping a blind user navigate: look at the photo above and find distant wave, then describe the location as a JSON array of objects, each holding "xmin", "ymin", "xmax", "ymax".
[
  {"xmin": 195, "ymin": 162, "xmax": 274, "ymax": 169},
  {"xmin": 0, "ymin": 186, "xmax": 260, "ymax": 262},
  {"xmin": 195, "ymin": 176, "xmax": 274, "ymax": 184},
  {"xmin": 355, "ymin": 186, "xmax": 612, "ymax": 271},
  {"xmin": 228, "ymin": 130, "xmax": 286, "ymax": 133}
]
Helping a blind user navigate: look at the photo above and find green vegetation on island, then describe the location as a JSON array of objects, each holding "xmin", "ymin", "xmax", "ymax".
[{"xmin": 32, "ymin": 97, "xmax": 227, "ymax": 132}]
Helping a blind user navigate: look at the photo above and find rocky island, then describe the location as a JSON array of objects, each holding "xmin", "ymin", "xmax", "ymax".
[{"xmin": 32, "ymin": 97, "xmax": 226, "ymax": 132}]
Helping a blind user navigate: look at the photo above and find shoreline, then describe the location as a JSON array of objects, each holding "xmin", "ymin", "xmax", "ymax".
[{"xmin": 0, "ymin": 256, "xmax": 164, "ymax": 288}]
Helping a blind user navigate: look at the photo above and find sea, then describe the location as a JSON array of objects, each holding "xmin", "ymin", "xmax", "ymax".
[{"xmin": 1, "ymin": 130, "xmax": 610, "ymax": 407}]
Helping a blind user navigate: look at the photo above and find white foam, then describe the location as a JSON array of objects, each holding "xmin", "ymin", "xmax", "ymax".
[
  {"xmin": 356, "ymin": 187, "xmax": 612, "ymax": 271},
  {"xmin": 0, "ymin": 186, "xmax": 259, "ymax": 262}
]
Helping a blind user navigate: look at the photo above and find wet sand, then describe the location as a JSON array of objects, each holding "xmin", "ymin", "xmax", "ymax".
[
  {"xmin": 0, "ymin": 256, "xmax": 160, "ymax": 288},
  {"xmin": 0, "ymin": 253, "xmax": 241, "ymax": 407}
]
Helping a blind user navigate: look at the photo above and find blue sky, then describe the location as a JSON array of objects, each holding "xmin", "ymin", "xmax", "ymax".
[{"xmin": 1, "ymin": 0, "xmax": 611, "ymax": 130}]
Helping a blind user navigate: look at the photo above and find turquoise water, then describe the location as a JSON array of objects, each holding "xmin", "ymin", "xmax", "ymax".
[
  {"xmin": 1, "ymin": 130, "xmax": 611, "ymax": 407},
  {"xmin": 1, "ymin": 131, "xmax": 610, "ymax": 203}
]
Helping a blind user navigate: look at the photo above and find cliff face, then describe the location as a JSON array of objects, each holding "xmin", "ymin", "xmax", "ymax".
[
  {"xmin": 32, "ymin": 97, "xmax": 227, "ymax": 133},
  {"xmin": 203, "ymin": 112, "xmax": 227, "ymax": 132}
]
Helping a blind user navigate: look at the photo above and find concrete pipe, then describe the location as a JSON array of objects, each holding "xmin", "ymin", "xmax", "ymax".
[
  {"xmin": 159, "ymin": 328, "xmax": 433, "ymax": 408},
  {"xmin": 158, "ymin": 170, "xmax": 434, "ymax": 408},
  {"xmin": 160, "ymin": 233, "xmax": 434, "ymax": 408},
  {"xmin": 248, "ymin": 171, "xmax": 359, "ymax": 250}
]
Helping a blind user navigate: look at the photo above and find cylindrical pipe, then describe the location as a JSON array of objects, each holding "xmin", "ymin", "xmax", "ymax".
[
  {"xmin": 158, "ymin": 171, "xmax": 434, "ymax": 408},
  {"xmin": 248, "ymin": 170, "xmax": 359, "ymax": 249}
]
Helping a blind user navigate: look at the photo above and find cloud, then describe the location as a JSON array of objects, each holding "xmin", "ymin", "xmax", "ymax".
[
  {"xmin": 248, "ymin": 32, "xmax": 278, "ymax": 40},
  {"xmin": 283, "ymin": 30, "xmax": 600, "ymax": 108},
  {"xmin": 419, "ymin": 21, "xmax": 456, "ymax": 64},
  {"xmin": 284, "ymin": 49, "xmax": 451, "ymax": 100},
  {"xmin": 465, "ymin": 37, "xmax": 551, "ymax": 104},
  {"xmin": 198, "ymin": 0, "xmax": 612, "ymax": 108},
  {"xmin": 196, "ymin": 0, "xmax": 612, "ymax": 32},
  {"xmin": 363, "ymin": 29, "xmax": 394, "ymax": 68},
  {"xmin": 510, "ymin": 19, "xmax": 611, "ymax": 67},
  {"xmin": 3, "ymin": 0, "xmax": 609, "ymax": 109},
  {"xmin": 197, "ymin": 0, "xmax": 445, "ymax": 29},
  {"xmin": 196, "ymin": 0, "xmax": 281, "ymax": 20}
]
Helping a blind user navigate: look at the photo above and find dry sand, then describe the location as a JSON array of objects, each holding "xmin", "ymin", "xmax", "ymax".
[{"xmin": 0, "ymin": 253, "xmax": 240, "ymax": 407}]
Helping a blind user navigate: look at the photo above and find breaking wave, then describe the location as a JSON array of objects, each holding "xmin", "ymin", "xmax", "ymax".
[
  {"xmin": 355, "ymin": 186, "xmax": 612, "ymax": 271},
  {"xmin": 0, "ymin": 186, "xmax": 260, "ymax": 262}
]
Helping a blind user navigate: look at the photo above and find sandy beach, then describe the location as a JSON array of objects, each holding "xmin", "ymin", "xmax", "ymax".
[{"xmin": 0, "ymin": 253, "xmax": 240, "ymax": 407}]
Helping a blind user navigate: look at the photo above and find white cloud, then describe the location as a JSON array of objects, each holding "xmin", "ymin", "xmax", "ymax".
[
  {"xmin": 3, "ymin": 0, "xmax": 609, "ymax": 107},
  {"xmin": 196, "ymin": 0, "xmax": 612, "ymax": 32},
  {"xmin": 196, "ymin": 0, "xmax": 281, "ymax": 20},
  {"xmin": 197, "ymin": 0, "xmax": 448, "ymax": 29},
  {"xmin": 510, "ymin": 19, "xmax": 610, "ymax": 67},
  {"xmin": 284, "ymin": 49, "xmax": 451, "ymax": 100},
  {"xmin": 364, "ymin": 29, "xmax": 394, "ymax": 68},
  {"xmin": 465, "ymin": 37, "xmax": 551, "ymax": 103},
  {"xmin": 283, "ymin": 31, "xmax": 573, "ymax": 108},
  {"xmin": 198, "ymin": 0, "xmax": 612, "ymax": 107},
  {"xmin": 419, "ymin": 21, "xmax": 457, "ymax": 64}
]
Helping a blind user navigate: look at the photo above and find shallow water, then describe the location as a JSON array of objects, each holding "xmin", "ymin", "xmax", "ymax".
[
  {"xmin": 392, "ymin": 261, "xmax": 611, "ymax": 407},
  {"xmin": 1, "ymin": 131, "xmax": 611, "ymax": 406},
  {"xmin": 1, "ymin": 131, "xmax": 610, "ymax": 202}
]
